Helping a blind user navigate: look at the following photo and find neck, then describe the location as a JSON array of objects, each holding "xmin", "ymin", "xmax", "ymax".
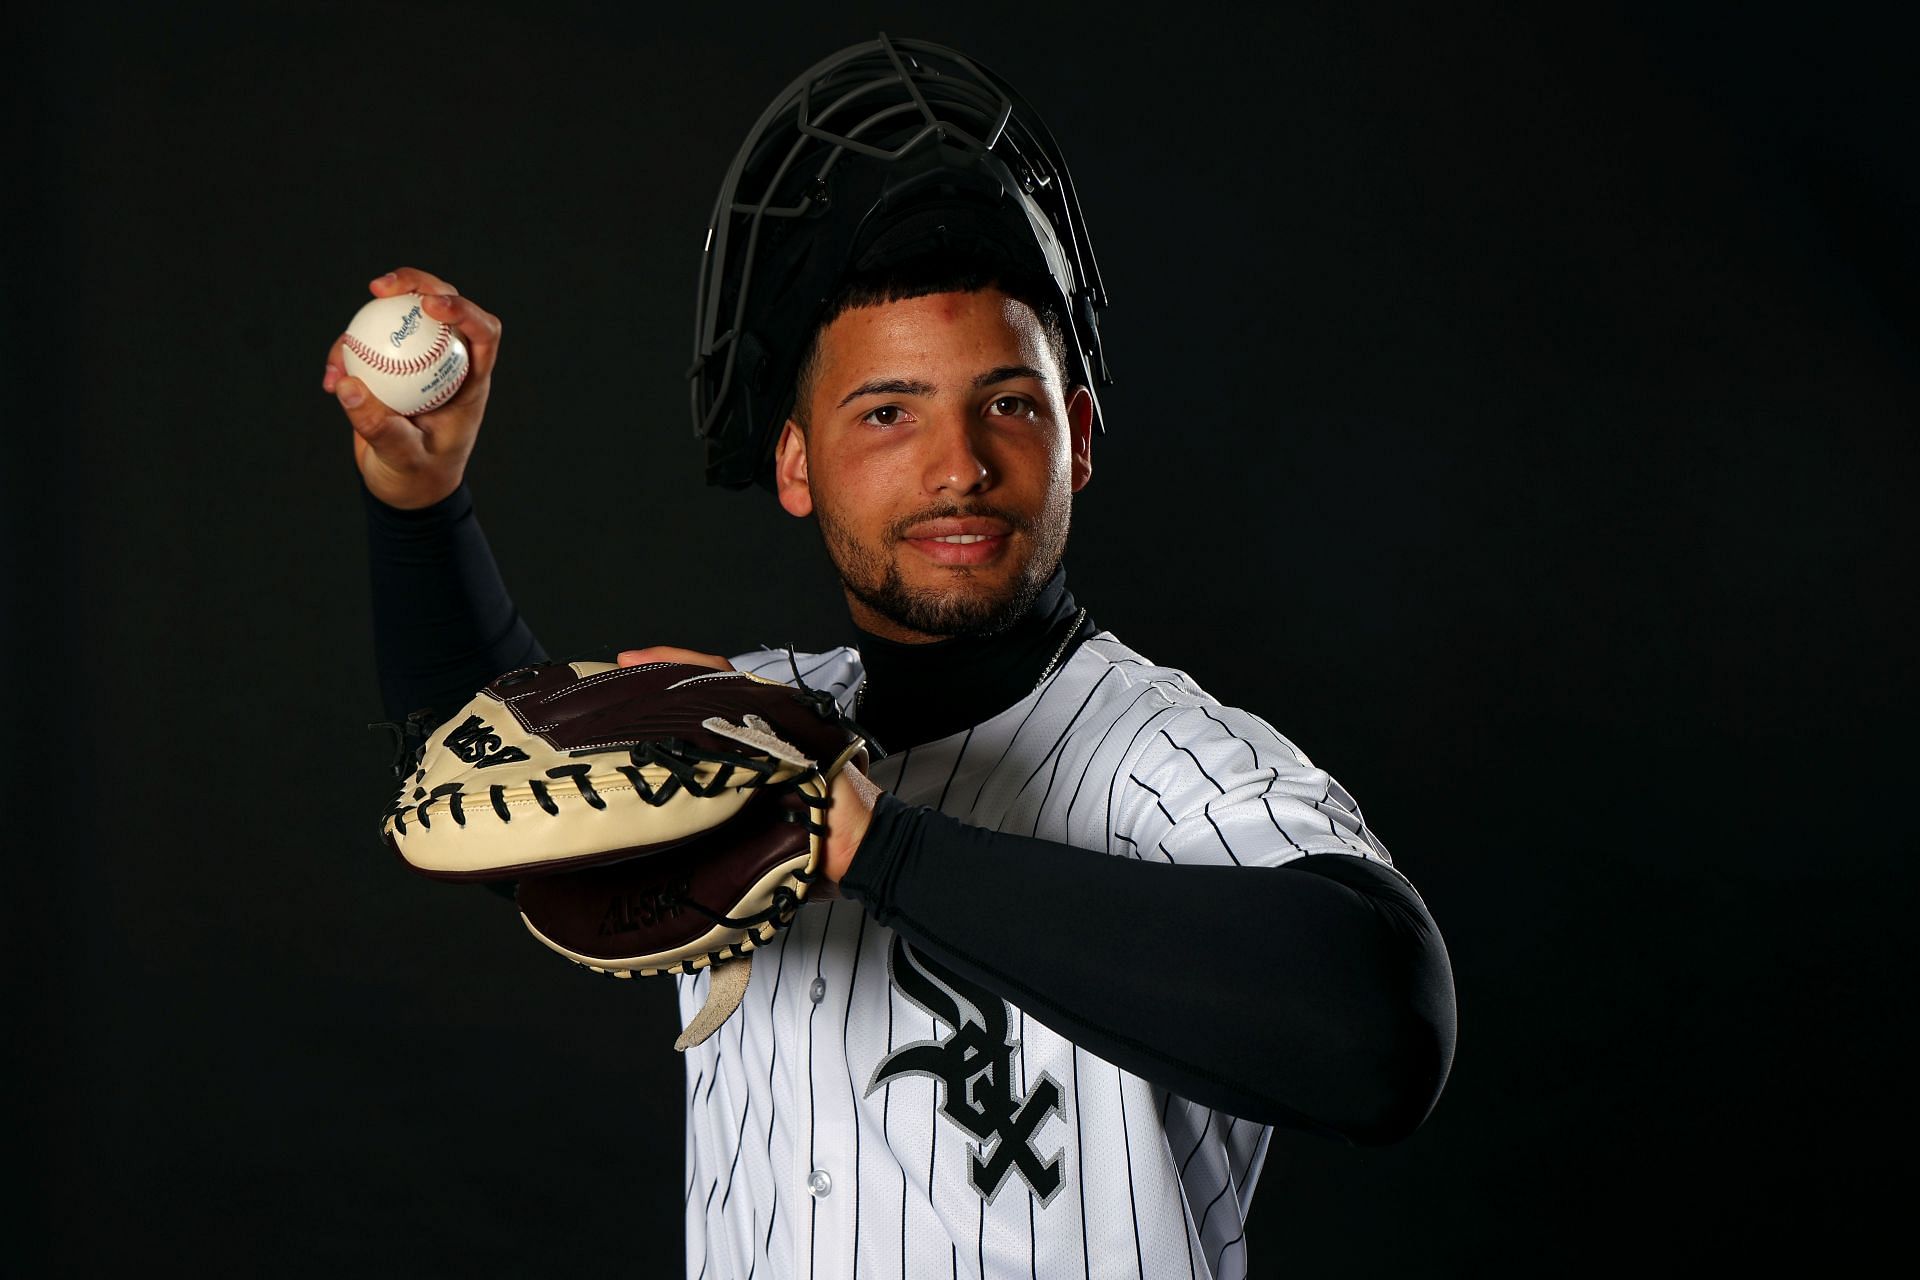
[{"xmin": 851, "ymin": 563, "xmax": 1092, "ymax": 754}]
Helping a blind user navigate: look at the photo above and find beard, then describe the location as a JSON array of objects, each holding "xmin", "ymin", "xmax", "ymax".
[{"xmin": 815, "ymin": 493, "xmax": 1070, "ymax": 639}]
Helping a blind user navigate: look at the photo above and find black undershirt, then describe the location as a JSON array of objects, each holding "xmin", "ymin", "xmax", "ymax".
[
  {"xmin": 842, "ymin": 564, "xmax": 1096, "ymax": 757},
  {"xmin": 362, "ymin": 478, "xmax": 1457, "ymax": 1145}
]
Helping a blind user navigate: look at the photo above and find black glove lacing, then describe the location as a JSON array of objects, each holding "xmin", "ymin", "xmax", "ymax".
[
  {"xmin": 780, "ymin": 642, "xmax": 887, "ymax": 761},
  {"xmin": 367, "ymin": 705, "xmax": 445, "ymax": 783}
]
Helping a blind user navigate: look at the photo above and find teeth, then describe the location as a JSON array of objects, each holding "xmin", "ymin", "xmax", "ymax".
[{"xmin": 930, "ymin": 534, "xmax": 991, "ymax": 544}]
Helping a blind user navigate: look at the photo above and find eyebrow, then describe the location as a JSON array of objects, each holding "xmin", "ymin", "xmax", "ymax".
[{"xmin": 835, "ymin": 364, "xmax": 1048, "ymax": 409}]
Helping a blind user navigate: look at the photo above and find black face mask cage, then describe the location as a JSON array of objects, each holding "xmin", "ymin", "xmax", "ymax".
[{"xmin": 689, "ymin": 32, "xmax": 1113, "ymax": 491}]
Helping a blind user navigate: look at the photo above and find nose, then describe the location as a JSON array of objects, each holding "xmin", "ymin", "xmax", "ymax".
[{"xmin": 921, "ymin": 410, "xmax": 993, "ymax": 496}]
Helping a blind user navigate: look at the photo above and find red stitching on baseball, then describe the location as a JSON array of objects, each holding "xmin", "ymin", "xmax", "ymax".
[
  {"xmin": 411, "ymin": 362, "xmax": 466, "ymax": 414},
  {"xmin": 343, "ymin": 326, "xmax": 450, "ymax": 377}
]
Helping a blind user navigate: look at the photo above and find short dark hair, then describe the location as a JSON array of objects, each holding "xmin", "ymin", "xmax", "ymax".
[{"xmin": 788, "ymin": 251, "xmax": 1073, "ymax": 429}]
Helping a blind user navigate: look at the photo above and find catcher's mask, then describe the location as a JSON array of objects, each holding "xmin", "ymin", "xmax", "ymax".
[{"xmin": 689, "ymin": 32, "xmax": 1114, "ymax": 492}]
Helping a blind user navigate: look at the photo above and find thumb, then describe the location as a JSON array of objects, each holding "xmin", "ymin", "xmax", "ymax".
[
  {"xmin": 338, "ymin": 376, "xmax": 423, "ymax": 458},
  {"xmin": 617, "ymin": 646, "xmax": 734, "ymax": 670}
]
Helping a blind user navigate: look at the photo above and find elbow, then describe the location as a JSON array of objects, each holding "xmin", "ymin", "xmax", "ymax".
[
  {"xmin": 1341, "ymin": 1005, "xmax": 1455, "ymax": 1146},
  {"xmin": 1344, "ymin": 930, "xmax": 1458, "ymax": 1147}
]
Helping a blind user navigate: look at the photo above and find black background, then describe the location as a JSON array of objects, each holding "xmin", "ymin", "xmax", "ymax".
[{"xmin": 7, "ymin": 2, "xmax": 1912, "ymax": 1274}]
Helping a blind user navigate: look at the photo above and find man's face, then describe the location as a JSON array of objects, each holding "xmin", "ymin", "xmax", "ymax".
[{"xmin": 774, "ymin": 288, "xmax": 1094, "ymax": 643}]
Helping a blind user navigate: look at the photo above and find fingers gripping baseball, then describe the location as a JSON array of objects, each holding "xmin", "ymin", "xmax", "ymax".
[{"xmin": 325, "ymin": 268, "xmax": 502, "ymax": 511}]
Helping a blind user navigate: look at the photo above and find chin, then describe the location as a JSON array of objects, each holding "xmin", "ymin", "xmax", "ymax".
[
  {"xmin": 816, "ymin": 501, "xmax": 1059, "ymax": 638},
  {"xmin": 865, "ymin": 555, "xmax": 1048, "ymax": 639}
]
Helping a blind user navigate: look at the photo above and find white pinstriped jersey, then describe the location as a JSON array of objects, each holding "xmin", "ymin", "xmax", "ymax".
[{"xmin": 678, "ymin": 631, "xmax": 1410, "ymax": 1279}]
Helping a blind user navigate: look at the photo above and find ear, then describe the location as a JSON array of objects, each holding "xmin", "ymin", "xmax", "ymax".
[
  {"xmin": 774, "ymin": 418, "xmax": 813, "ymax": 517},
  {"xmin": 1065, "ymin": 385, "xmax": 1094, "ymax": 492}
]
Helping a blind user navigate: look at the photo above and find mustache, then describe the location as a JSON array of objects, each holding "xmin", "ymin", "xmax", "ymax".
[{"xmin": 887, "ymin": 503, "xmax": 1028, "ymax": 540}]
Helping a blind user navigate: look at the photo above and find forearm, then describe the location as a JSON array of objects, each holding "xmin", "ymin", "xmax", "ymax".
[
  {"xmin": 839, "ymin": 793, "xmax": 1456, "ymax": 1146},
  {"xmin": 362, "ymin": 478, "xmax": 546, "ymax": 724}
]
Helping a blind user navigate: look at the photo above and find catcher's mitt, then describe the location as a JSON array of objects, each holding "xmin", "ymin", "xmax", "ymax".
[{"xmin": 376, "ymin": 657, "xmax": 867, "ymax": 1049}]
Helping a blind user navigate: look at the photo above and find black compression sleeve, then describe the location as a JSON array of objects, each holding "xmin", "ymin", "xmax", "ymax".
[
  {"xmin": 361, "ymin": 479, "xmax": 547, "ymax": 725},
  {"xmin": 838, "ymin": 791, "xmax": 1457, "ymax": 1147}
]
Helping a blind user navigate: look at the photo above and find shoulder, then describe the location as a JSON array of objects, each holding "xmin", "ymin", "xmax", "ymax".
[
  {"xmin": 1068, "ymin": 631, "xmax": 1215, "ymax": 707},
  {"xmin": 1086, "ymin": 634, "xmax": 1404, "ymax": 869},
  {"xmin": 1066, "ymin": 633, "xmax": 1293, "ymax": 752},
  {"xmin": 1073, "ymin": 632, "xmax": 1313, "ymax": 761},
  {"xmin": 727, "ymin": 644, "xmax": 864, "ymax": 712}
]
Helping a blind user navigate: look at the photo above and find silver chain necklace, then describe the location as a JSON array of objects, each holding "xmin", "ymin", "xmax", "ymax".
[{"xmin": 856, "ymin": 606, "xmax": 1087, "ymax": 713}]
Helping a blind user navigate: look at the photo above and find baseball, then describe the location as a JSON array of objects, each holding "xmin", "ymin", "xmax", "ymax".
[{"xmin": 339, "ymin": 291, "xmax": 470, "ymax": 416}]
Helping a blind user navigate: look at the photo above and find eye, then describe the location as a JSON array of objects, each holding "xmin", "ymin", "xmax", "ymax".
[
  {"xmin": 861, "ymin": 404, "xmax": 910, "ymax": 427},
  {"xmin": 987, "ymin": 394, "xmax": 1037, "ymax": 418}
]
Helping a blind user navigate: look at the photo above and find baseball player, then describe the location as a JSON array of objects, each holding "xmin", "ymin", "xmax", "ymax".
[{"xmin": 330, "ymin": 37, "xmax": 1455, "ymax": 1279}]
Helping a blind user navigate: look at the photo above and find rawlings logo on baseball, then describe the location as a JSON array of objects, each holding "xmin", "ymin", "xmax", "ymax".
[
  {"xmin": 387, "ymin": 304, "xmax": 423, "ymax": 348},
  {"xmin": 339, "ymin": 291, "xmax": 470, "ymax": 416}
]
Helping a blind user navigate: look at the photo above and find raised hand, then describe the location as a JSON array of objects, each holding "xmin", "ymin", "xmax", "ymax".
[{"xmin": 325, "ymin": 267, "xmax": 503, "ymax": 510}]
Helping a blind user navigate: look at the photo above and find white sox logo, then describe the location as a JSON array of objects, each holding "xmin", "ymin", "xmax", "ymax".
[
  {"xmin": 866, "ymin": 936, "xmax": 1066, "ymax": 1206},
  {"xmin": 442, "ymin": 715, "xmax": 530, "ymax": 769}
]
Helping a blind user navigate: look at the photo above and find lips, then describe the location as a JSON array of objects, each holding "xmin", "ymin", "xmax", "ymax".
[
  {"xmin": 903, "ymin": 534, "xmax": 1007, "ymax": 566},
  {"xmin": 900, "ymin": 517, "xmax": 1013, "ymax": 567},
  {"xmin": 900, "ymin": 517, "xmax": 1012, "ymax": 539}
]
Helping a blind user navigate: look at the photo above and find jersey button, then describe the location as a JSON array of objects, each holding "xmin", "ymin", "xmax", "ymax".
[
  {"xmin": 807, "ymin": 1169, "xmax": 832, "ymax": 1198},
  {"xmin": 809, "ymin": 977, "xmax": 826, "ymax": 1004}
]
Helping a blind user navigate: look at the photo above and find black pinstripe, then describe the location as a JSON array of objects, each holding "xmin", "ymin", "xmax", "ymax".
[
  {"xmin": 1196, "ymin": 705, "xmax": 1317, "ymax": 844},
  {"xmin": 807, "ymin": 906, "xmax": 829, "ymax": 1280},
  {"xmin": 1117, "ymin": 1067, "xmax": 1146, "ymax": 1280},
  {"xmin": 842, "ymin": 909, "xmax": 868, "ymax": 1276},
  {"xmin": 1213, "ymin": 1232, "xmax": 1247, "ymax": 1276},
  {"xmin": 962, "ymin": 692, "xmax": 1056, "ymax": 815},
  {"xmin": 750, "ymin": 924, "xmax": 795, "ymax": 1279},
  {"xmin": 1004, "ymin": 667, "xmax": 1122, "ymax": 816},
  {"xmin": 1072, "ymin": 1047, "xmax": 1090, "ymax": 1280},
  {"xmin": 694, "ymin": 1178, "xmax": 718, "ymax": 1280},
  {"xmin": 1100, "ymin": 705, "xmax": 1186, "ymax": 856},
  {"xmin": 1021, "ymin": 1010, "xmax": 1037, "ymax": 1280},
  {"xmin": 1152, "ymin": 729, "xmax": 1245, "ymax": 865}
]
